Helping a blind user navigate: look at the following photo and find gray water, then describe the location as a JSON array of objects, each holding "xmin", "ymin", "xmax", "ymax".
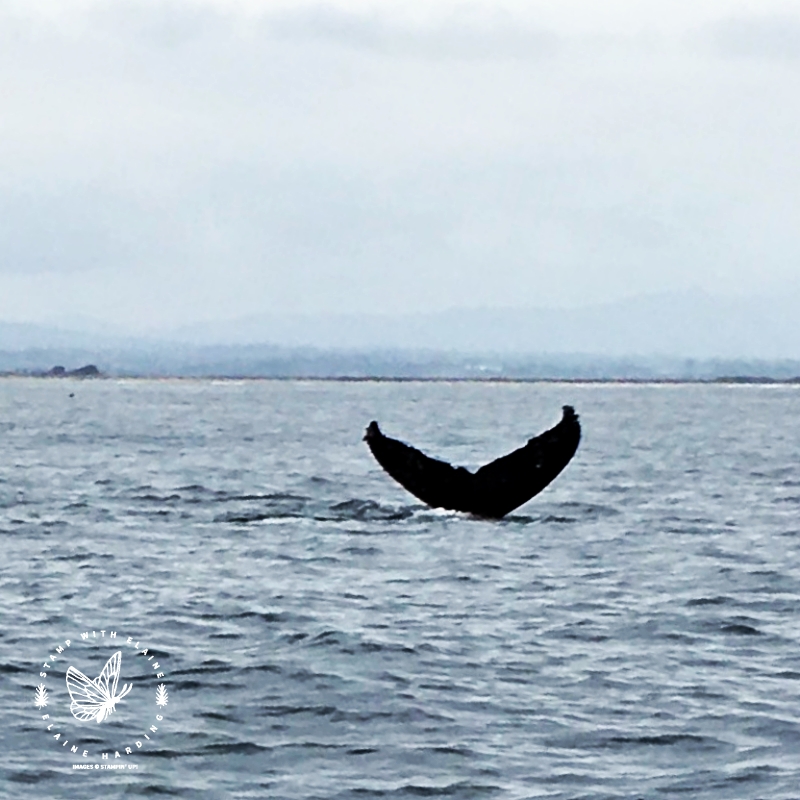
[{"xmin": 2, "ymin": 378, "xmax": 800, "ymax": 799}]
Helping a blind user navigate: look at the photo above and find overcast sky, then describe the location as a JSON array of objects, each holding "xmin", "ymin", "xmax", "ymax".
[{"xmin": 1, "ymin": 0, "xmax": 799, "ymax": 332}]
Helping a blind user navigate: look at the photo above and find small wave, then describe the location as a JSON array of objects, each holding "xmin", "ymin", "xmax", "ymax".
[
  {"xmin": 341, "ymin": 545, "xmax": 382, "ymax": 556},
  {"xmin": 233, "ymin": 610, "xmax": 292, "ymax": 624},
  {"xmin": 214, "ymin": 491, "xmax": 310, "ymax": 504},
  {"xmin": 664, "ymin": 524, "xmax": 719, "ymax": 535},
  {"xmin": 212, "ymin": 492, "xmax": 313, "ymax": 522},
  {"xmin": 198, "ymin": 710, "xmax": 240, "ymax": 722},
  {"xmin": 172, "ymin": 662, "xmax": 234, "ymax": 677},
  {"xmin": 548, "ymin": 730, "xmax": 718, "ymax": 752},
  {"xmin": 310, "ymin": 630, "xmax": 342, "ymax": 646},
  {"xmin": 7, "ymin": 770, "xmax": 62, "ymax": 785},
  {"xmin": 607, "ymin": 733, "xmax": 712, "ymax": 748},
  {"xmin": 137, "ymin": 749, "xmax": 182, "ymax": 760},
  {"xmin": 259, "ymin": 704, "xmax": 338, "ymax": 717},
  {"xmin": 323, "ymin": 499, "xmax": 414, "ymax": 522},
  {"xmin": 273, "ymin": 741, "xmax": 346, "ymax": 751},
  {"xmin": 170, "ymin": 679, "xmax": 208, "ymax": 691},
  {"xmin": 126, "ymin": 508, "xmax": 173, "ymax": 518},
  {"xmin": 686, "ymin": 596, "xmax": 730, "ymax": 607},
  {"xmin": 287, "ymin": 667, "xmax": 341, "ymax": 683},
  {"xmin": 379, "ymin": 671, "xmax": 411, "ymax": 686},
  {"xmin": 348, "ymin": 780, "xmax": 501, "ymax": 797},
  {"xmin": 427, "ymin": 745, "xmax": 475, "ymax": 757},
  {"xmin": 247, "ymin": 663, "xmax": 283, "ymax": 674},
  {"xmin": 199, "ymin": 742, "xmax": 271, "ymax": 755},
  {"xmin": 417, "ymin": 681, "xmax": 457, "ymax": 691},
  {"xmin": 329, "ymin": 707, "xmax": 449, "ymax": 724},
  {"xmin": 720, "ymin": 623, "xmax": 761, "ymax": 636},
  {"xmin": 52, "ymin": 552, "xmax": 92, "ymax": 562},
  {"xmin": 605, "ymin": 484, "xmax": 634, "ymax": 493},
  {"xmin": 510, "ymin": 507, "xmax": 608, "ymax": 524},
  {"xmin": 215, "ymin": 510, "xmax": 303, "ymax": 523},
  {"xmin": 560, "ymin": 501, "xmax": 621, "ymax": 518},
  {"xmin": 723, "ymin": 764, "xmax": 781, "ymax": 786},
  {"xmin": 754, "ymin": 466, "xmax": 794, "ymax": 479},
  {"xmin": 357, "ymin": 640, "xmax": 416, "ymax": 655},
  {"xmin": 133, "ymin": 493, "xmax": 181, "ymax": 502}
]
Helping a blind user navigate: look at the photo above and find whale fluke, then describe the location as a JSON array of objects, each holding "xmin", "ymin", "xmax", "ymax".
[{"xmin": 364, "ymin": 406, "xmax": 581, "ymax": 519}]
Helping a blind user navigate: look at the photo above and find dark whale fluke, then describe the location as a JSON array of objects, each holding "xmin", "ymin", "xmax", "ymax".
[{"xmin": 364, "ymin": 406, "xmax": 581, "ymax": 519}]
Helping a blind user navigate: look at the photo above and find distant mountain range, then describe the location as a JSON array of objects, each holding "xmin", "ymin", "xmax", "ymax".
[
  {"xmin": 1, "ymin": 290, "xmax": 799, "ymax": 378},
  {"xmin": 161, "ymin": 290, "xmax": 800, "ymax": 359}
]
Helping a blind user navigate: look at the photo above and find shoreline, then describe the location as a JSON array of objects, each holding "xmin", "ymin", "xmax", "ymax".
[{"xmin": 2, "ymin": 373, "xmax": 799, "ymax": 385}]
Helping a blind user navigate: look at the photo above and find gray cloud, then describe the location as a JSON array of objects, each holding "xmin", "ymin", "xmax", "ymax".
[
  {"xmin": 701, "ymin": 14, "xmax": 800, "ymax": 61},
  {"xmin": 0, "ymin": 187, "xmax": 160, "ymax": 274},
  {"xmin": 10, "ymin": 1, "xmax": 558, "ymax": 60},
  {"xmin": 264, "ymin": 6, "xmax": 558, "ymax": 61},
  {"xmin": 1, "ymin": 156, "xmax": 794, "ymax": 321},
  {"xmin": 1, "ymin": 2, "xmax": 800, "ymax": 328}
]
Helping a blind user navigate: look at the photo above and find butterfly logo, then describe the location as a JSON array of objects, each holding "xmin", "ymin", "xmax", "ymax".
[{"xmin": 66, "ymin": 651, "xmax": 132, "ymax": 723}]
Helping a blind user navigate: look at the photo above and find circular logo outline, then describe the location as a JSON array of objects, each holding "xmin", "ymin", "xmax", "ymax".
[{"xmin": 33, "ymin": 629, "xmax": 171, "ymax": 771}]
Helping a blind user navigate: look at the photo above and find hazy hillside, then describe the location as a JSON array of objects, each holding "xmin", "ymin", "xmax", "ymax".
[
  {"xmin": 164, "ymin": 290, "xmax": 800, "ymax": 360},
  {"xmin": 2, "ymin": 290, "xmax": 800, "ymax": 378}
]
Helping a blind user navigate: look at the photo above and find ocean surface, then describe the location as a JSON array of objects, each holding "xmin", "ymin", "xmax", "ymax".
[{"xmin": 2, "ymin": 378, "xmax": 800, "ymax": 800}]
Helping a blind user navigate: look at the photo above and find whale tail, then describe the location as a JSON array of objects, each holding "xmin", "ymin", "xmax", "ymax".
[{"xmin": 364, "ymin": 406, "xmax": 580, "ymax": 518}]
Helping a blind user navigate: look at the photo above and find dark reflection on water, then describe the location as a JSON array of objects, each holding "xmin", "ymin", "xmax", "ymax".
[{"xmin": 1, "ymin": 379, "xmax": 800, "ymax": 799}]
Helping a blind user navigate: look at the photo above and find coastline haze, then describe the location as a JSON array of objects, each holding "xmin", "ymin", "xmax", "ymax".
[{"xmin": 3, "ymin": 288, "xmax": 800, "ymax": 360}]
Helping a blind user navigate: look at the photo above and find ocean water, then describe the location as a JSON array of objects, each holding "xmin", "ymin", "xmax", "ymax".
[{"xmin": 2, "ymin": 378, "xmax": 800, "ymax": 800}]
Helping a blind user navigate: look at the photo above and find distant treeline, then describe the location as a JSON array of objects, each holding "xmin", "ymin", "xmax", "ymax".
[{"xmin": 2, "ymin": 345, "xmax": 800, "ymax": 382}]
